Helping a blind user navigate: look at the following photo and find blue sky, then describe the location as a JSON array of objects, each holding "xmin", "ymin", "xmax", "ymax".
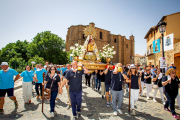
[{"xmin": 0, "ymin": 0, "xmax": 179, "ymax": 55}]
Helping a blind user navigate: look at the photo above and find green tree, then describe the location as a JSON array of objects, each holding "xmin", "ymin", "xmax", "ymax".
[
  {"xmin": 0, "ymin": 40, "xmax": 29, "ymax": 62},
  {"xmin": 9, "ymin": 57, "xmax": 24, "ymax": 69},
  {"xmin": 27, "ymin": 31, "xmax": 68, "ymax": 64},
  {"xmin": 28, "ymin": 55, "xmax": 45, "ymax": 65},
  {"xmin": 13, "ymin": 40, "xmax": 29, "ymax": 61},
  {"xmin": 0, "ymin": 43, "xmax": 16, "ymax": 61}
]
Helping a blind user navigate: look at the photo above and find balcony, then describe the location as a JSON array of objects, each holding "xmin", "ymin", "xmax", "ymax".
[{"xmin": 146, "ymin": 48, "xmax": 153, "ymax": 56}]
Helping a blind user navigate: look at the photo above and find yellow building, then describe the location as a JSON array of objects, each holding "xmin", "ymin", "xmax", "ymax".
[
  {"xmin": 134, "ymin": 54, "xmax": 146, "ymax": 65},
  {"xmin": 144, "ymin": 12, "xmax": 180, "ymax": 77}
]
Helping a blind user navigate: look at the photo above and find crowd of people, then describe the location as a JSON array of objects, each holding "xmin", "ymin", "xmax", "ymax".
[{"xmin": 0, "ymin": 61, "xmax": 180, "ymax": 119}]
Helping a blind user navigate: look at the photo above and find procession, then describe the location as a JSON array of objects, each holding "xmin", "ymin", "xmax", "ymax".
[{"xmin": 1, "ymin": 1, "xmax": 180, "ymax": 120}]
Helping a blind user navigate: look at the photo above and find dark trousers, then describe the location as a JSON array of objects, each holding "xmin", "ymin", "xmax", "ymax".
[
  {"xmin": 86, "ymin": 78, "xmax": 90, "ymax": 87},
  {"xmin": 50, "ymin": 91, "xmax": 58, "ymax": 112},
  {"xmin": 95, "ymin": 78, "xmax": 101, "ymax": 91},
  {"xmin": 35, "ymin": 83, "xmax": 42, "ymax": 96},
  {"xmin": 164, "ymin": 92, "xmax": 176, "ymax": 115},
  {"xmin": 70, "ymin": 90, "xmax": 82, "ymax": 116}
]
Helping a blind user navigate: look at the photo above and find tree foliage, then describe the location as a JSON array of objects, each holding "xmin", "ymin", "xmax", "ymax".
[
  {"xmin": 0, "ymin": 40, "xmax": 29, "ymax": 62},
  {"xmin": 9, "ymin": 57, "xmax": 24, "ymax": 69},
  {"xmin": 28, "ymin": 55, "xmax": 45, "ymax": 65},
  {"xmin": 27, "ymin": 31, "xmax": 68, "ymax": 64},
  {"xmin": 0, "ymin": 31, "xmax": 69, "ymax": 71}
]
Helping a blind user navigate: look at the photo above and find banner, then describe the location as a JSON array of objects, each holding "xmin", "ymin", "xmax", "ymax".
[
  {"xmin": 159, "ymin": 57, "xmax": 167, "ymax": 68},
  {"xmin": 153, "ymin": 39, "xmax": 160, "ymax": 53},
  {"xmin": 164, "ymin": 33, "xmax": 174, "ymax": 51}
]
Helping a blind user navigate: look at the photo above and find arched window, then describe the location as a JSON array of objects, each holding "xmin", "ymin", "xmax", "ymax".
[
  {"xmin": 100, "ymin": 32, "xmax": 102, "ymax": 39},
  {"xmin": 114, "ymin": 38, "xmax": 116, "ymax": 43},
  {"xmin": 83, "ymin": 34, "xmax": 85, "ymax": 39}
]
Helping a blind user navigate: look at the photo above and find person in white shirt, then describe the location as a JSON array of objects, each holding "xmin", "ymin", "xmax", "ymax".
[
  {"xmin": 44, "ymin": 62, "xmax": 49, "ymax": 69},
  {"xmin": 152, "ymin": 69, "xmax": 165, "ymax": 104}
]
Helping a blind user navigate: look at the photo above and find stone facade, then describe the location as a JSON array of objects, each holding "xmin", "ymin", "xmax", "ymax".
[
  {"xmin": 66, "ymin": 23, "xmax": 135, "ymax": 65},
  {"xmin": 144, "ymin": 12, "xmax": 180, "ymax": 77},
  {"xmin": 134, "ymin": 54, "xmax": 146, "ymax": 65}
]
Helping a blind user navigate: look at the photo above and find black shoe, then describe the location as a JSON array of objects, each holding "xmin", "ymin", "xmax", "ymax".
[
  {"xmin": 0, "ymin": 109, "xmax": 4, "ymax": 114},
  {"xmin": 102, "ymin": 95, "xmax": 104, "ymax": 99},
  {"xmin": 77, "ymin": 112, "xmax": 81, "ymax": 118}
]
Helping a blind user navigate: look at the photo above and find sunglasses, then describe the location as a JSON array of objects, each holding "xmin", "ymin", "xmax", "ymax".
[
  {"xmin": 131, "ymin": 68, "xmax": 136, "ymax": 69},
  {"xmin": 171, "ymin": 72, "xmax": 175, "ymax": 74},
  {"xmin": 51, "ymin": 69, "xmax": 55, "ymax": 70}
]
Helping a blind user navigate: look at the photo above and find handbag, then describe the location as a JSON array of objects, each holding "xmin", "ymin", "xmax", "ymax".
[
  {"xmin": 26, "ymin": 71, "xmax": 35, "ymax": 85},
  {"xmin": 46, "ymin": 74, "xmax": 56, "ymax": 93},
  {"xmin": 153, "ymin": 84, "xmax": 159, "ymax": 89},
  {"xmin": 153, "ymin": 75, "xmax": 160, "ymax": 89}
]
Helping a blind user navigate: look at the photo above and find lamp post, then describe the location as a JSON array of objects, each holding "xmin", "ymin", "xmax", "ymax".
[{"xmin": 158, "ymin": 21, "xmax": 167, "ymax": 75}]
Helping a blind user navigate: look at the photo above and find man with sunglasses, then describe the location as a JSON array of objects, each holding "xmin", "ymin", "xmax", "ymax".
[{"xmin": 59, "ymin": 61, "xmax": 89, "ymax": 120}]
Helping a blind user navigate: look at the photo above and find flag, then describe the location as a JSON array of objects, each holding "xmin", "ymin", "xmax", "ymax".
[
  {"xmin": 164, "ymin": 33, "xmax": 174, "ymax": 51},
  {"xmin": 153, "ymin": 39, "xmax": 160, "ymax": 53}
]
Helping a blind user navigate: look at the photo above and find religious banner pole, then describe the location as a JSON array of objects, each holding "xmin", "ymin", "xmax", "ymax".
[
  {"xmin": 129, "ymin": 74, "xmax": 131, "ymax": 113},
  {"xmin": 42, "ymin": 72, "xmax": 45, "ymax": 113}
]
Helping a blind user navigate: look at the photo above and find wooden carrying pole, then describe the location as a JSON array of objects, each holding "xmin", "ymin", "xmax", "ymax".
[
  {"xmin": 42, "ymin": 72, "xmax": 45, "ymax": 113},
  {"xmin": 129, "ymin": 74, "xmax": 131, "ymax": 113}
]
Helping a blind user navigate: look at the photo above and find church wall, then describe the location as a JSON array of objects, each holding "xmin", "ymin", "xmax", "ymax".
[{"xmin": 66, "ymin": 23, "xmax": 135, "ymax": 64}]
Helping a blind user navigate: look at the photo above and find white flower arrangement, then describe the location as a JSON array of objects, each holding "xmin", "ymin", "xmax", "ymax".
[
  {"xmin": 70, "ymin": 43, "xmax": 85, "ymax": 57},
  {"xmin": 100, "ymin": 44, "xmax": 116, "ymax": 58}
]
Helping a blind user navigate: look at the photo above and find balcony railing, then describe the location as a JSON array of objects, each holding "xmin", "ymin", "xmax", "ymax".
[{"xmin": 146, "ymin": 48, "xmax": 153, "ymax": 56}]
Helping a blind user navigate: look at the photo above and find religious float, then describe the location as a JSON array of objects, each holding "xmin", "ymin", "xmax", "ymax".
[{"xmin": 69, "ymin": 24, "xmax": 122, "ymax": 73}]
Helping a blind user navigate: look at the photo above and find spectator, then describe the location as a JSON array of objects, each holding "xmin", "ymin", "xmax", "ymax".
[
  {"xmin": 0, "ymin": 62, "xmax": 20, "ymax": 113},
  {"xmin": 152, "ymin": 69, "xmax": 165, "ymax": 104},
  {"xmin": 85, "ymin": 74, "xmax": 91, "ymax": 87},
  {"xmin": 42, "ymin": 66, "xmax": 61, "ymax": 118},
  {"xmin": 104, "ymin": 65, "xmax": 112, "ymax": 107},
  {"xmin": 162, "ymin": 68, "xmax": 180, "ymax": 119},
  {"xmin": 20, "ymin": 65, "xmax": 36, "ymax": 104},
  {"xmin": 169, "ymin": 63, "xmax": 176, "ymax": 70},
  {"xmin": 34, "ymin": 64, "xmax": 47, "ymax": 99},
  {"xmin": 144, "ymin": 67, "xmax": 152, "ymax": 100}
]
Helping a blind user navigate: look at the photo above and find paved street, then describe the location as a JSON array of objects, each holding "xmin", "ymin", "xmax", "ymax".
[{"xmin": 1, "ymin": 79, "xmax": 180, "ymax": 120}]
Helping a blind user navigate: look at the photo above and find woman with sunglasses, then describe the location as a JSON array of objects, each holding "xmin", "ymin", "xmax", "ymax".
[
  {"xmin": 162, "ymin": 68, "xmax": 180, "ymax": 119},
  {"xmin": 126, "ymin": 64, "xmax": 141, "ymax": 115},
  {"xmin": 144, "ymin": 67, "xmax": 152, "ymax": 100},
  {"xmin": 42, "ymin": 66, "xmax": 61, "ymax": 118},
  {"xmin": 20, "ymin": 65, "xmax": 36, "ymax": 104},
  {"xmin": 152, "ymin": 69, "xmax": 165, "ymax": 104}
]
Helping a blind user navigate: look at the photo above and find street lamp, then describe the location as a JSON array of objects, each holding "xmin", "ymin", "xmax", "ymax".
[{"xmin": 158, "ymin": 21, "xmax": 167, "ymax": 75}]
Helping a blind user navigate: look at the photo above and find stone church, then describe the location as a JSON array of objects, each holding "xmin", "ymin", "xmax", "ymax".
[{"xmin": 66, "ymin": 23, "xmax": 134, "ymax": 65}]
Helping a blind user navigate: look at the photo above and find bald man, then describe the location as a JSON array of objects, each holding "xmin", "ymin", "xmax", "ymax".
[{"xmin": 59, "ymin": 61, "xmax": 89, "ymax": 119}]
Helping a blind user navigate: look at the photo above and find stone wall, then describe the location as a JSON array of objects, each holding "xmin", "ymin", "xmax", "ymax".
[
  {"xmin": 66, "ymin": 23, "xmax": 134, "ymax": 64},
  {"xmin": 153, "ymin": 42, "xmax": 180, "ymax": 67}
]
